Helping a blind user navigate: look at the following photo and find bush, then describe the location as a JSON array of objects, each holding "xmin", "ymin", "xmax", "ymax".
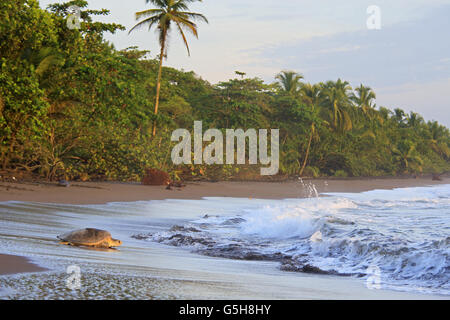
[
  {"xmin": 302, "ymin": 166, "xmax": 320, "ymax": 178},
  {"xmin": 334, "ymin": 169, "xmax": 348, "ymax": 178}
]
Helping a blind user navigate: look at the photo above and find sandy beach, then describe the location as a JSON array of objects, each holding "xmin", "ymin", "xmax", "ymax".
[
  {"xmin": 1, "ymin": 176, "xmax": 449, "ymax": 204},
  {"xmin": 0, "ymin": 254, "xmax": 47, "ymax": 276},
  {"xmin": 1, "ymin": 176, "xmax": 449, "ymax": 300}
]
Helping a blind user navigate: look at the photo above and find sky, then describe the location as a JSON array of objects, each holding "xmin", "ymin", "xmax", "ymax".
[{"xmin": 39, "ymin": 0, "xmax": 450, "ymax": 127}]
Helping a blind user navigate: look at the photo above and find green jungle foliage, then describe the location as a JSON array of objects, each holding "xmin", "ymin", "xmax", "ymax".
[{"xmin": 1, "ymin": 1, "xmax": 449, "ymax": 181}]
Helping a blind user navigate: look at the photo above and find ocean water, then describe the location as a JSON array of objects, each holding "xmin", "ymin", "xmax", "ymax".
[
  {"xmin": 137, "ymin": 185, "xmax": 450, "ymax": 295},
  {"xmin": 0, "ymin": 184, "xmax": 449, "ymax": 298}
]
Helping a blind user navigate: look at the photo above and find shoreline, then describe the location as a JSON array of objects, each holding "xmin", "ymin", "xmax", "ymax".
[
  {"xmin": 0, "ymin": 176, "xmax": 449, "ymax": 205},
  {"xmin": 0, "ymin": 254, "xmax": 48, "ymax": 276}
]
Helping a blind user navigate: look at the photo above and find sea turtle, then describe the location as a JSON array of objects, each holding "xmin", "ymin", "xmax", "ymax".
[{"xmin": 57, "ymin": 228, "xmax": 122, "ymax": 248}]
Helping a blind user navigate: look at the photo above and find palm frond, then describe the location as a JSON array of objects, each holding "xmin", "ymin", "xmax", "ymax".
[
  {"xmin": 135, "ymin": 9, "xmax": 164, "ymax": 20},
  {"xmin": 174, "ymin": 21, "xmax": 191, "ymax": 55},
  {"xmin": 146, "ymin": 0, "xmax": 168, "ymax": 7},
  {"xmin": 177, "ymin": 11, "xmax": 208, "ymax": 23},
  {"xmin": 129, "ymin": 16, "xmax": 160, "ymax": 34},
  {"xmin": 171, "ymin": 14, "xmax": 198, "ymax": 37}
]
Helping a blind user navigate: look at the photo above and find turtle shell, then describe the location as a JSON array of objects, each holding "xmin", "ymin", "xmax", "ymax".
[{"xmin": 57, "ymin": 228, "xmax": 111, "ymax": 245}]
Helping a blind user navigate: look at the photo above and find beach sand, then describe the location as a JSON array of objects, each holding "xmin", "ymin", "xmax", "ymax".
[
  {"xmin": 0, "ymin": 254, "xmax": 47, "ymax": 275},
  {"xmin": 0, "ymin": 176, "xmax": 449, "ymax": 204}
]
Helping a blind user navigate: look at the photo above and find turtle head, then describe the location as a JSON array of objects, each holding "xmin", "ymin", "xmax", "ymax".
[{"xmin": 110, "ymin": 238, "xmax": 122, "ymax": 247}]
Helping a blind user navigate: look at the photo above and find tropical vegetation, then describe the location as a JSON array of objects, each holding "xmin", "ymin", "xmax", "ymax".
[{"xmin": 1, "ymin": 0, "xmax": 449, "ymax": 182}]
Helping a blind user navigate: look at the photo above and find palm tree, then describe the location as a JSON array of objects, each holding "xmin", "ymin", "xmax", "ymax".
[
  {"xmin": 406, "ymin": 112, "xmax": 424, "ymax": 128},
  {"xmin": 351, "ymin": 84, "xmax": 384, "ymax": 138},
  {"xmin": 275, "ymin": 71, "xmax": 304, "ymax": 95},
  {"xmin": 235, "ymin": 71, "xmax": 246, "ymax": 79},
  {"xmin": 428, "ymin": 121, "xmax": 450, "ymax": 159},
  {"xmin": 299, "ymin": 83, "xmax": 321, "ymax": 176},
  {"xmin": 129, "ymin": 0, "xmax": 208, "ymax": 136},
  {"xmin": 393, "ymin": 108, "xmax": 406, "ymax": 126},
  {"xmin": 320, "ymin": 80, "xmax": 352, "ymax": 132},
  {"xmin": 393, "ymin": 140, "xmax": 423, "ymax": 174},
  {"xmin": 352, "ymin": 84, "xmax": 376, "ymax": 117},
  {"xmin": 21, "ymin": 46, "xmax": 64, "ymax": 79}
]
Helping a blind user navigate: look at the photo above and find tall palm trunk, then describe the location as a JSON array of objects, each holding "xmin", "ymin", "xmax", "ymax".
[
  {"xmin": 152, "ymin": 35, "xmax": 166, "ymax": 136},
  {"xmin": 299, "ymin": 124, "xmax": 314, "ymax": 176}
]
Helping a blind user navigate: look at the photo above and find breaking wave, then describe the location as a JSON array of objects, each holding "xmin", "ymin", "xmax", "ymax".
[{"xmin": 133, "ymin": 185, "xmax": 450, "ymax": 295}]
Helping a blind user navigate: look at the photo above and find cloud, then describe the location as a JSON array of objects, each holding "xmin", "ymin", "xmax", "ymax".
[
  {"xmin": 376, "ymin": 78, "xmax": 450, "ymax": 127},
  {"xmin": 247, "ymin": 4, "xmax": 450, "ymax": 86}
]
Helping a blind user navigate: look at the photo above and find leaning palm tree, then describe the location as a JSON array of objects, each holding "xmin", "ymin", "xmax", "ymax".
[
  {"xmin": 299, "ymin": 83, "xmax": 321, "ymax": 176},
  {"xmin": 275, "ymin": 71, "xmax": 304, "ymax": 95},
  {"xmin": 129, "ymin": 0, "xmax": 208, "ymax": 136}
]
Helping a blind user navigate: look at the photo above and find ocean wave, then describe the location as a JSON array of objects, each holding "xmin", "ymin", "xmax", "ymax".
[{"xmin": 133, "ymin": 185, "xmax": 450, "ymax": 295}]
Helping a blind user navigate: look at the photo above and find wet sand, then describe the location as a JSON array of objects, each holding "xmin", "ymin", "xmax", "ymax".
[
  {"xmin": 0, "ymin": 176, "xmax": 449, "ymax": 204},
  {"xmin": 0, "ymin": 254, "xmax": 47, "ymax": 275}
]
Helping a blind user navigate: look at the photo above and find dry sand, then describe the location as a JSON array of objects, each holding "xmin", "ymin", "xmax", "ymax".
[
  {"xmin": 0, "ymin": 254, "xmax": 47, "ymax": 275},
  {"xmin": 0, "ymin": 176, "xmax": 449, "ymax": 205}
]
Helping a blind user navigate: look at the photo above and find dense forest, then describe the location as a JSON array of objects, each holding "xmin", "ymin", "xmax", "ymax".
[{"xmin": 1, "ymin": 0, "xmax": 449, "ymax": 182}]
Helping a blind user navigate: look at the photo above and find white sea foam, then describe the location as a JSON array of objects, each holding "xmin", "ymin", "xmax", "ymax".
[
  {"xmin": 235, "ymin": 198, "xmax": 356, "ymax": 239},
  {"xmin": 239, "ymin": 206, "xmax": 320, "ymax": 239}
]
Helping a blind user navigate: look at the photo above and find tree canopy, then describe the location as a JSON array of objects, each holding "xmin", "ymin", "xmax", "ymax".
[{"xmin": 1, "ymin": 0, "xmax": 449, "ymax": 181}]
